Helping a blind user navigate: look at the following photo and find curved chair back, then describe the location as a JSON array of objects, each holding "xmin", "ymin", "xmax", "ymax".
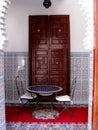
[
  {"xmin": 15, "ymin": 76, "xmax": 24, "ymax": 97},
  {"xmin": 71, "ymin": 77, "xmax": 77, "ymax": 100}
]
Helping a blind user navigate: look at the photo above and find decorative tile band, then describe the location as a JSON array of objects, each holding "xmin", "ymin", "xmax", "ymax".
[{"xmin": 6, "ymin": 122, "xmax": 88, "ymax": 130}]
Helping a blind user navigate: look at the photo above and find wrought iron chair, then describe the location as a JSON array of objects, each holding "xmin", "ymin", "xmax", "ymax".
[
  {"xmin": 55, "ymin": 77, "xmax": 77, "ymax": 116},
  {"xmin": 15, "ymin": 75, "xmax": 37, "ymax": 106}
]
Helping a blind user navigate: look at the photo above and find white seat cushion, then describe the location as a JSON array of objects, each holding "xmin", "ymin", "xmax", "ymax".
[
  {"xmin": 20, "ymin": 91, "xmax": 37, "ymax": 99},
  {"xmin": 56, "ymin": 95, "xmax": 71, "ymax": 102}
]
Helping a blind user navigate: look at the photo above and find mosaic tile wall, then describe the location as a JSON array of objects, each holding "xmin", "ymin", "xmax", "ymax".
[
  {"xmin": 0, "ymin": 51, "xmax": 6, "ymax": 130},
  {"xmin": 4, "ymin": 52, "xmax": 90, "ymax": 104},
  {"xmin": 71, "ymin": 52, "xmax": 90, "ymax": 104},
  {"xmin": 4, "ymin": 52, "xmax": 28, "ymax": 103}
]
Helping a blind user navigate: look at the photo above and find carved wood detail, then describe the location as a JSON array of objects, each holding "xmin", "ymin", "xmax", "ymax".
[{"xmin": 29, "ymin": 15, "xmax": 70, "ymax": 95}]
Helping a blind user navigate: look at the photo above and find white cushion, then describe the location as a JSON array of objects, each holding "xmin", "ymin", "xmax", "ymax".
[
  {"xmin": 20, "ymin": 91, "xmax": 37, "ymax": 99},
  {"xmin": 56, "ymin": 95, "xmax": 71, "ymax": 102}
]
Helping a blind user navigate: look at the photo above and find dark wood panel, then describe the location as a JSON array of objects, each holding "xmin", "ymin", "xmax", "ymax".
[
  {"xmin": 29, "ymin": 16, "xmax": 49, "ymax": 50},
  {"xmin": 29, "ymin": 15, "xmax": 70, "ymax": 95},
  {"xmin": 50, "ymin": 49, "xmax": 70, "ymax": 94},
  {"xmin": 49, "ymin": 15, "xmax": 70, "ymax": 39},
  {"xmin": 33, "ymin": 76, "xmax": 49, "ymax": 85},
  {"xmin": 31, "ymin": 49, "xmax": 49, "ymax": 85},
  {"xmin": 50, "ymin": 49, "xmax": 66, "ymax": 70},
  {"xmin": 50, "ymin": 76, "xmax": 66, "ymax": 94},
  {"xmin": 29, "ymin": 15, "xmax": 48, "ymax": 39}
]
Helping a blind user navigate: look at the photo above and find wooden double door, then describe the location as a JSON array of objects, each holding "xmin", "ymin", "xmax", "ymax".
[{"xmin": 29, "ymin": 15, "xmax": 70, "ymax": 95}]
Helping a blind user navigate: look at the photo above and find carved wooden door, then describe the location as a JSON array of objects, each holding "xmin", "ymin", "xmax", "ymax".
[{"xmin": 29, "ymin": 15, "xmax": 70, "ymax": 94}]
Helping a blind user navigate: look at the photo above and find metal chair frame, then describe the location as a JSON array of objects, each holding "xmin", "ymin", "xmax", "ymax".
[
  {"xmin": 15, "ymin": 75, "xmax": 37, "ymax": 106},
  {"xmin": 55, "ymin": 77, "xmax": 77, "ymax": 116}
]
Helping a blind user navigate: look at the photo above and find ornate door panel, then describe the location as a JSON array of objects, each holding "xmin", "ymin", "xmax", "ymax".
[
  {"xmin": 29, "ymin": 15, "xmax": 70, "ymax": 95},
  {"xmin": 49, "ymin": 15, "xmax": 70, "ymax": 94},
  {"xmin": 49, "ymin": 15, "xmax": 70, "ymax": 47},
  {"xmin": 50, "ymin": 49, "xmax": 69, "ymax": 94},
  {"xmin": 29, "ymin": 15, "xmax": 49, "ymax": 50},
  {"xmin": 50, "ymin": 49, "xmax": 65, "ymax": 72},
  {"xmin": 31, "ymin": 49, "xmax": 49, "ymax": 85}
]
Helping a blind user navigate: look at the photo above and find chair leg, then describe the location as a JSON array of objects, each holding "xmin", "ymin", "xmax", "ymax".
[
  {"xmin": 59, "ymin": 103, "xmax": 73, "ymax": 117},
  {"xmin": 59, "ymin": 107, "xmax": 66, "ymax": 115},
  {"xmin": 21, "ymin": 99, "xmax": 28, "ymax": 107},
  {"xmin": 64, "ymin": 107, "xmax": 73, "ymax": 117}
]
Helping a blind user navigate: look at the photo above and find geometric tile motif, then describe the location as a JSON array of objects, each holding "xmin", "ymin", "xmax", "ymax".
[
  {"xmin": 6, "ymin": 122, "xmax": 88, "ymax": 130},
  {"xmin": 0, "ymin": 51, "xmax": 6, "ymax": 130},
  {"xmin": 4, "ymin": 52, "xmax": 28, "ymax": 103},
  {"xmin": 4, "ymin": 52, "xmax": 91, "ymax": 104},
  {"xmin": 71, "ymin": 52, "xmax": 90, "ymax": 104}
]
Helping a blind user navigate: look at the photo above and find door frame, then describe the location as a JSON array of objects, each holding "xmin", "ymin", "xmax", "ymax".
[{"xmin": 92, "ymin": 0, "xmax": 98, "ymax": 129}]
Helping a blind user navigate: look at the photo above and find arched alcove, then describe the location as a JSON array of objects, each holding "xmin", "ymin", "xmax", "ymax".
[{"xmin": 0, "ymin": 0, "xmax": 93, "ymax": 130}]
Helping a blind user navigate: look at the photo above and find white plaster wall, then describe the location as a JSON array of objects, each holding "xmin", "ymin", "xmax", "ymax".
[{"xmin": 5, "ymin": 0, "xmax": 87, "ymax": 52}]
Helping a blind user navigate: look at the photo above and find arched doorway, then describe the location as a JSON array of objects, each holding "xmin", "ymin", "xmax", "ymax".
[{"xmin": 0, "ymin": 0, "xmax": 94, "ymax": 130}]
